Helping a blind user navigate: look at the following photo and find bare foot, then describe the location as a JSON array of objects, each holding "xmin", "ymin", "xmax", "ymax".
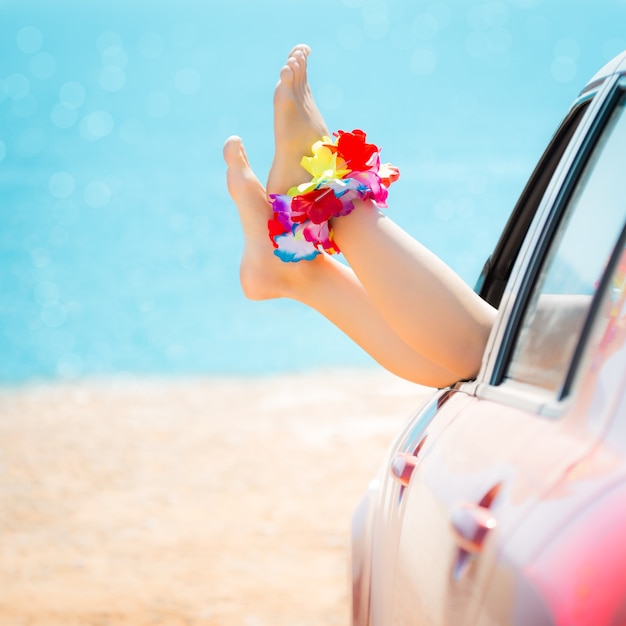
[
  {"xmin": 224, "ymin": 135, "xmax": 307, "ymax": 300},
  {"xmin": 267, "ymin": 44, "xmax": 329, "ymax": 196}
]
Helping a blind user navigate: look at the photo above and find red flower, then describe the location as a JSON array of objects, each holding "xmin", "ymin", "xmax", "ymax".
[
  {"xmin": 267, "ymin": 217, "xmax": 288, "ymax": 247},
  {"xmin": 292, "ymin": 187, "xmax": 344, "ymax": 224},
  {"xmin": 329, "ymin": 129, "xmax": 380, "ymax": 172}
]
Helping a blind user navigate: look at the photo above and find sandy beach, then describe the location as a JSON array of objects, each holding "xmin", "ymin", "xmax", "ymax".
[{"xmin": 0, "ymin": 369, "xmax": 432, "ymax": 626}]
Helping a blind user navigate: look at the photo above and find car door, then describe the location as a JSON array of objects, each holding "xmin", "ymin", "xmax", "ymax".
[
  {"xmin": 365, "ymin": 83, "xmax": 594, "ymax": 626},
  {"xmin": 475, "ymin": 241, "xmax": 626, "ymax": 626},
  {"xmin": 386, "ymin": 70, "xmax": 626, "ymax": 626}
]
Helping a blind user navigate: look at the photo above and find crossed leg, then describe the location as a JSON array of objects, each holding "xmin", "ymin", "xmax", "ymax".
[
  {"xmin": 224, "ymin": 45, "xmax": 496, "ymax": 387},
  {"xmin": 224, "ymin": 137, "xmax": 459, "ymax": 386}
]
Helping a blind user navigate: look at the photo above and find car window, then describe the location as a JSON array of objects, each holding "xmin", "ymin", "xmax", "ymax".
[
  {"xmin": 579, "ymin": 243, "xmax": 626, "ymax": 371},
  {"xmin": 476, "ymin": 100, "xmax": 589, "ymax": 309},
  {"xmin": 504, "ymin": 89, "xmax": 626, "ymax": 395}
]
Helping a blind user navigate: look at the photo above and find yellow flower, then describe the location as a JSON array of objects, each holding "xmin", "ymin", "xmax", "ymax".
[{"xmin": 300, "ymin": 138, "xmax": 350, "ymax": 184}]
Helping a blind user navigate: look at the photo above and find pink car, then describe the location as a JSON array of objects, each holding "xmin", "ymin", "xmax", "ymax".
[{"xmin": 351, "ymin": 50, "xmax": 626, "ymax": 626}]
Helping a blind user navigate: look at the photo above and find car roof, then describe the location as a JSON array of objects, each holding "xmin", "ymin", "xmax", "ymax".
[{"xmin": 580, "ymin": 50, "xmax": 626, "ymax": 97}]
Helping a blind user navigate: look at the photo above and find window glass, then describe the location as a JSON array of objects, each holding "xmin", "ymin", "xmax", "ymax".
[
  {"xmin": 585, "ymin": 244, "xmax": 626, "ymax": 372},
  {"xmin": 505, "ymin": 91, "xmax": 626, "ymax": 394}
]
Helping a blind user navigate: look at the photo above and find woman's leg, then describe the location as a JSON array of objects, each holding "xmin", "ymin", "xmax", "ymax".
[
  {"xmin": 332, "ymin": 203, "xmax": 496, "ymax": 379},
  {"xmin": 224, "ymin": 136, "xmax": 458, "ymax": 387},
  {"xmin": 265, "ymin": 45, "xmax": 496, "ymax": 380}
]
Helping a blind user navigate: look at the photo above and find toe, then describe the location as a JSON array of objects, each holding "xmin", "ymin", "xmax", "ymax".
[
  {"xmin": 288, "ymin": 53, "xmax": 306, "ymax": 87},
  {"xmin": 222, "ymin": 135, "xmax": 243, "ymax": 166},
  {"xmin": 278, "ymin": 63, "xmax": 294, "ymax": 89},
  {"xmin": 223, "ymin": 135, "xmax": 245, "ymax": 167},
  {"xmin": 291, "ymin": 43, "xmax": 310, "ymax": 57},
  {"xmin": 224, "ymin": 136, "xmax": 265, "ymax": 202}
]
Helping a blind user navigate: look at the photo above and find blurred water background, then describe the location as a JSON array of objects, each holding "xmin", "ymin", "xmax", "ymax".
[{"xmin": 1, "ymin": 0, "xmax": 625, "ymax": 384}]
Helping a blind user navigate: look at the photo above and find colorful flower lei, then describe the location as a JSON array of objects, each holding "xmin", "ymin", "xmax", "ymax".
[{"xmin": 268, "ymin": 129, "xmax": 400, "ymax": 262}]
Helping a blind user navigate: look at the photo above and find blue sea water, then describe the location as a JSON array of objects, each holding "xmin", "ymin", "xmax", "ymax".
[{"xmin": 1, "ymin": 0, "xmax": 625, "ymax": 384}]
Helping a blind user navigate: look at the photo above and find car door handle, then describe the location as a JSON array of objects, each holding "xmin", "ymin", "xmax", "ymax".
[
  {"xmin": 390, "ymin": 435, "xmax": 429, "ymax": 488},
  {"xmin": 451, "ymin": 501, "xmax": 497, "ymax": 554},
  {"xmin": 390, "ymin": 452, "xmax": 419, "ymax": 487}
]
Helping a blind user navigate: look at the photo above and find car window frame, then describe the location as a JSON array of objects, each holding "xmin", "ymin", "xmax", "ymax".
[
  {"xmin": 475, "ymin": 100, "xmax": 590, "ymax": 309},
  {"xmin": 471, "ymin": 73, "xmax": 626, "ymax": 416}
]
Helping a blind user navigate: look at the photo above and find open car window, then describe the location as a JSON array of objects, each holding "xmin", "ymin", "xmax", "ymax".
[
  {"xmin": 502, "ymin": 85, "xmax": 626, "ymax": 398},
  {"xmin": 476, "ymin": 100, "xmax": 590, "ymax": 309}
]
